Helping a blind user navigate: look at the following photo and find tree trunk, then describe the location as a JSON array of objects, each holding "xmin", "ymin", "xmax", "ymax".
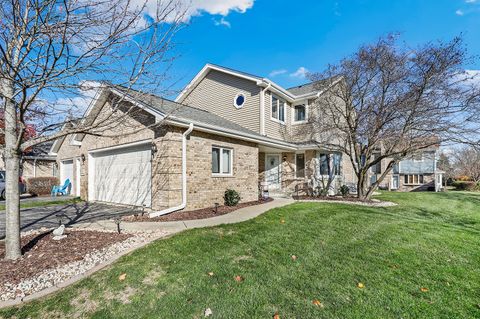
[
  {"xmin": 357, "ymin": 170, "xmax": 368, "ymax": 201},
  {"xmin": 2, "ymin": 80, "xmax": 22, "ymax": 260}
]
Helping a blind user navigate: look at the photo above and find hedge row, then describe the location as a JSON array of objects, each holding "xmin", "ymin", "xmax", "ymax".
[
  {"xmin": 451, "ymin": 181, "xmax": 480, "ymax": 191},
  {"xmin": 26, "ymin": 177, "xmax": 59, "ymax": 195}
]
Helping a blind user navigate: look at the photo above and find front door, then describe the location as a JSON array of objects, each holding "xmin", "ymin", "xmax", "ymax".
[
  {"xmin": 392, "ymin": 175, "xmax": 399, "ymax": 190},
  {"xmin": 265, "ymin": 154, "xmax": 281, "ymax": 190}
]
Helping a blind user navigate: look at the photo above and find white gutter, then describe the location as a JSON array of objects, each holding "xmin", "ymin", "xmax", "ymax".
[
  {"xmin": 149, "ymin": 123, "xmax": 194, "ymax": 218},
  {"xmin": 259, "ymin": 83, "xmax": 271, "ymax": 136}
]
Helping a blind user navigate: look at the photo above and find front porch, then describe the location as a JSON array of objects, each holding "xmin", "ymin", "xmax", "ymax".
[{"xmin": 258, "ymin": 146, "xmax": 357, "ymax": 197}]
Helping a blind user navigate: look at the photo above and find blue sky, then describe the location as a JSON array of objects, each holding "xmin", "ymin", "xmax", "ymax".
[{"xmin": 169, "ymin": 0, "xmax": 480, "ymax": 94}]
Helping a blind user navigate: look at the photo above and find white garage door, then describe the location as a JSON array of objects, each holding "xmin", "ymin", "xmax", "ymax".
[
  {"xmin": 60, "ymin": 160, "xmax": 74, "ymax": 184},
  {"xmin": 91, "ymin": 143, "xmax": 151, "ymax": 207}
]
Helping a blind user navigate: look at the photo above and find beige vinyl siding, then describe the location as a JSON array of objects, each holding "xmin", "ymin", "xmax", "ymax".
[
  {"xmin": 264, "ymin": 90, "xmax": 290, "ymax": 140},
  {"xmin": 182, "ymin": 70, "xmax": 261, "ymax": 133},
  {"xmin": 289, "ymin": 98, "xmax": 318, "ymax": 143}
]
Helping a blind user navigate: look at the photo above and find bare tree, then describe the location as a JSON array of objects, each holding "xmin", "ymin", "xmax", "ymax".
[
  {"xmin": 0, "ymin": 0, "xmax": 185, "ymax": 259},
  {"xmin": 308, "ymin": 35, "xmax": 480, "ymax": 200},
  {"xmin": 453, "ymin": 147, "xmax": 480, "ymax": 183}
]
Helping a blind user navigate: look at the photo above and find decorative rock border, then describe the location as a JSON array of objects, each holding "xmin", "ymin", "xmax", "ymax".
[{"xmin": 0, "ymin": 228, "xmax": 171, "ymax": 307}]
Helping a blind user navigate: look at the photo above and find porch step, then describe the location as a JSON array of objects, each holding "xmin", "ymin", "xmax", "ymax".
[{"xmin": 268, "ymin": 192, "xmax": 292, "ymax": 199}]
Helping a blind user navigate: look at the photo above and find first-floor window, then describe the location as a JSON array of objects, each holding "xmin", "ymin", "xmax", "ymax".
[
  {"xmin": 295, "ymin": 153, "xmax": 305, "ymax": 178},
  {"xmin": 318, "ymin": 153, "xmax": 341, "ymax": 176},
  {"xmin": 404, "ymin": 174, "xmax": 424, "ymax": 185},
  {"xmin": 212, "ymin": 146, "xmax": 232, "ymax": 175}
]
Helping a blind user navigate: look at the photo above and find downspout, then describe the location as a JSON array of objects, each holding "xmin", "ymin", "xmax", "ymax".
[
  {"xmin": 33, "ymin": 158, "xmax": 37, "ymax": 177},
  {"xmin": 259, "ymin": 83, "xmax": 271, "ymax": 136},
  {"xmin": 149, "ymin": 123, "xmax": 194, "ymax": 218}
]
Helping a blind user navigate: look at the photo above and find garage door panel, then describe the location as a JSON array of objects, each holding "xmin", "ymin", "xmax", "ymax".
[{"xmin": 92, "ymin": 144, "xmax": 151, "ymax": 207}]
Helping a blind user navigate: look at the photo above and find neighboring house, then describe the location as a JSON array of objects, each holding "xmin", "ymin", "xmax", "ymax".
[
  {"xmin": 369, "ymin": 148, "xmax": 444, "ymax": 192},
  {"xmin": 1, "ymin": 142, "xmax": 57, "ymax": 179},
  {"xmin": 21, "ymin": 142, "xmax": 58, "ymax": 179},
  {"xmin": 50, "ymin": 64, "xmax": 443, "ymax": 215}
]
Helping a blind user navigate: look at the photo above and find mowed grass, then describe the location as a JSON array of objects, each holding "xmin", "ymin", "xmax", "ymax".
[{"xmin": 1, "ymin": 192, "xmax": 479, "ymax": 318}]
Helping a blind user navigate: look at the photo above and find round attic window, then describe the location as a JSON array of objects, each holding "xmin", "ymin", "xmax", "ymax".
[{"xmin": 234, "ymin": 93, "xmax": 246, "ymax": 109}]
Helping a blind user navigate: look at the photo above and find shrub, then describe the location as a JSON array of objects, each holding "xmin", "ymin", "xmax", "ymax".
[
  {"xmin": 452, "ymin": 181, "xmax": 479, "ymax": 191},
  {"xmin": 224, "ymin": 189, "xmax": 241, "ymax": 206},
  {"xmin": 339, "ymin": 185, "xmax": 350, "ymax": 197},
  {"xmin": 26, "ymin": 177, "xmax": 59, "ymax": 195}
]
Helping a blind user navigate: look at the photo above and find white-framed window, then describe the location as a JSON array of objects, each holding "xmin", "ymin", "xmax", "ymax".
[
  {"xmin": 371, "ymin": 153, "xmax": 382, "ymax": 174},
  {"xmin": 233, "ymin": 93, "xmax": 246, "ymax": 109},
  {"xmin": 318, "ymin": 153, "xmax": 342, "ymax": 176},
  {"xmin": 295, "ymin": 153, "xmax": 305, "ymax": 178},
  {"xmin": 292, "ymin": 103, "xmax": 307, "ymax": 123},
  {"xmin": 271, "ymin": 94, "xmax": 286, "ymax": 123},
  {"xmin": 404, "ymin": 174, "xmax": 424, "ymax": 185},
  {"xmin": 212, "ymin": 146, "xmax": 233, "ymax": 176}
]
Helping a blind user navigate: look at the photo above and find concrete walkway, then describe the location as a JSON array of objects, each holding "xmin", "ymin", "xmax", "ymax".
[{"xmin": 73, "ymin": 198, "xmax": 295, "ymax": 233}]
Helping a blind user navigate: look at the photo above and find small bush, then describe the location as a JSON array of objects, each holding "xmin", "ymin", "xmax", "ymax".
[
  {"xmin": 339, "ymin": 185, "xmax": 350, "ymax": 197},
  {"xmin": 26, "ymin": 177, "xmax": 59, "ymax": 195},
  {"xmin": 224, "ymin": 189, "xmax": 241, "ymax": 206},
  {"xmin": 452, "ymin": 181, "xmax": 479, "ymax": 191}
]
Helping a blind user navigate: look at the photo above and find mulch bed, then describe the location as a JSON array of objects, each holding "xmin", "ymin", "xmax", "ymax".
[
  {"xmin": 0, "ymin": 230, "xmax": 131, "ymax": 286},
  {"xmin": 123, "ymin": 197, "xmax": 274, "ymax": 222},
  {"xmin": 293, "ymin": 195, "xmax": 375, "ymax": 203}
]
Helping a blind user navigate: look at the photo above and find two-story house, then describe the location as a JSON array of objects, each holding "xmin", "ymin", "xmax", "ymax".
[{"xmin": 50, "ymin": 64, "xmax": 443, "ymax": 216}]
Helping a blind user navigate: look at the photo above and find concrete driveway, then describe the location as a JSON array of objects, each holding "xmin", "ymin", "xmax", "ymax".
[{"xmin": 0, "ymin": 202, "xmax": 139, "ymax": 239}]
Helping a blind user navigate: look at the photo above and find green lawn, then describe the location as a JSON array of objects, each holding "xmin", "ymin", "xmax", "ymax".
[
  {"xmin": 1, "ymin": 192, "xmax": 479, "ymax": 318},
  {"xmin": 0, "ymin": 197, "xmax": 81, "ymax": 211}
]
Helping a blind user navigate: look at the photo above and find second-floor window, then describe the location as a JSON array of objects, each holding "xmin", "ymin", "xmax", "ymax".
[
  {"xmin": 293, "ymin": 104, "xmax": 306, "ymax": 122},
  {"xmin": 271, "ymin": 95, "xmax": 285, "ymax": 123},
  {"xmin": 371, "ymin": 153, "xmax": 382, "ymax": 174}
]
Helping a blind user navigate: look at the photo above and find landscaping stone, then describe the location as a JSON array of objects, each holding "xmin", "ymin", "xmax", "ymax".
[{"xmin": 0, "ymin": 229, "xmax": 169, "ymax": 301}]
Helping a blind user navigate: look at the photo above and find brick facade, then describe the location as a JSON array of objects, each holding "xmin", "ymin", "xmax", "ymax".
[{"xmin": 56, "ymin": 100, "xmax": 259, "ymax": 212}]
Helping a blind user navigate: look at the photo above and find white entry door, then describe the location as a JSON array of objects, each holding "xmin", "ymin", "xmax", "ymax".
[
  {"xmin": 60, "ymin": 160, "xmax": 74, "ymax": 184},
  {"xmin": 392, "ymin": 175, "xmax": 399, "ymax": 190},
  {"xmin": 265, "ymin": 154, "xmax": 281, "ymax": 190},
  {"xmin": 90, "ymin": 143, "xmax": 151, "ymax": 207}
]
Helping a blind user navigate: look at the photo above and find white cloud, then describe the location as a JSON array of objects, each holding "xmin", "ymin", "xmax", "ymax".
[
  {"xmin": 456, "ymin": 9, "xmax": 465, "ymax": 15},
  {"xmin": 213, "ymin": 17, "xmax": 231, "ymax": 28},
  {"xmin": 290, "ymin": 67, "xmax": 309, "ymax": 79},
  {"xmin": 143, "ymin": 0, "xmax": 255, "ymax": 23},
  {"xmin": 55, "ymin": 81, "xmax": 101, "ymax": 115},
  {"xmin": 463, "ymin": 69, "xmax": 480, "ymax": 87},
  {"xmin": 269, "ymin": 69, "xmax": 287, "ymax": 77},
  {"xmin": 466, "ymin": 0, "xmax": 477, "ymax": 3}
]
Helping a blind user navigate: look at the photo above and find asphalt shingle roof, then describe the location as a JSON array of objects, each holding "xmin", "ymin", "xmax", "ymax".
[
  {"xmin": 114, "ymin": 86, "xmax": 267, "ymax": 138},
  {"xmin": 286, "ymin": 79, "xmax": 333, "ymax": 96}
]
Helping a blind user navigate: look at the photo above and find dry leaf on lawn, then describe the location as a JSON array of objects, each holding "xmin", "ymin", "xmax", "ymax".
[
  {"xmin": 357, "ymin": 282, "xmax": 365, "ymax": 289},
  {"xmin": 291, "ymin": 255, "xmax": 297, "ymax": 261},
  {"xmin": 420, "ymin": 287, "xmax": 429, "ymax": 292},
  {"xmin": 118, "ymin": 273, "xmax": 127, "ymax": 281},
  {"xmin": 234, "ymin": 275, "xmax": 243, "ymax": 282},
  {"xmin": 312, "ymin": 299, "xmax": 324, "ymax": 307}
]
